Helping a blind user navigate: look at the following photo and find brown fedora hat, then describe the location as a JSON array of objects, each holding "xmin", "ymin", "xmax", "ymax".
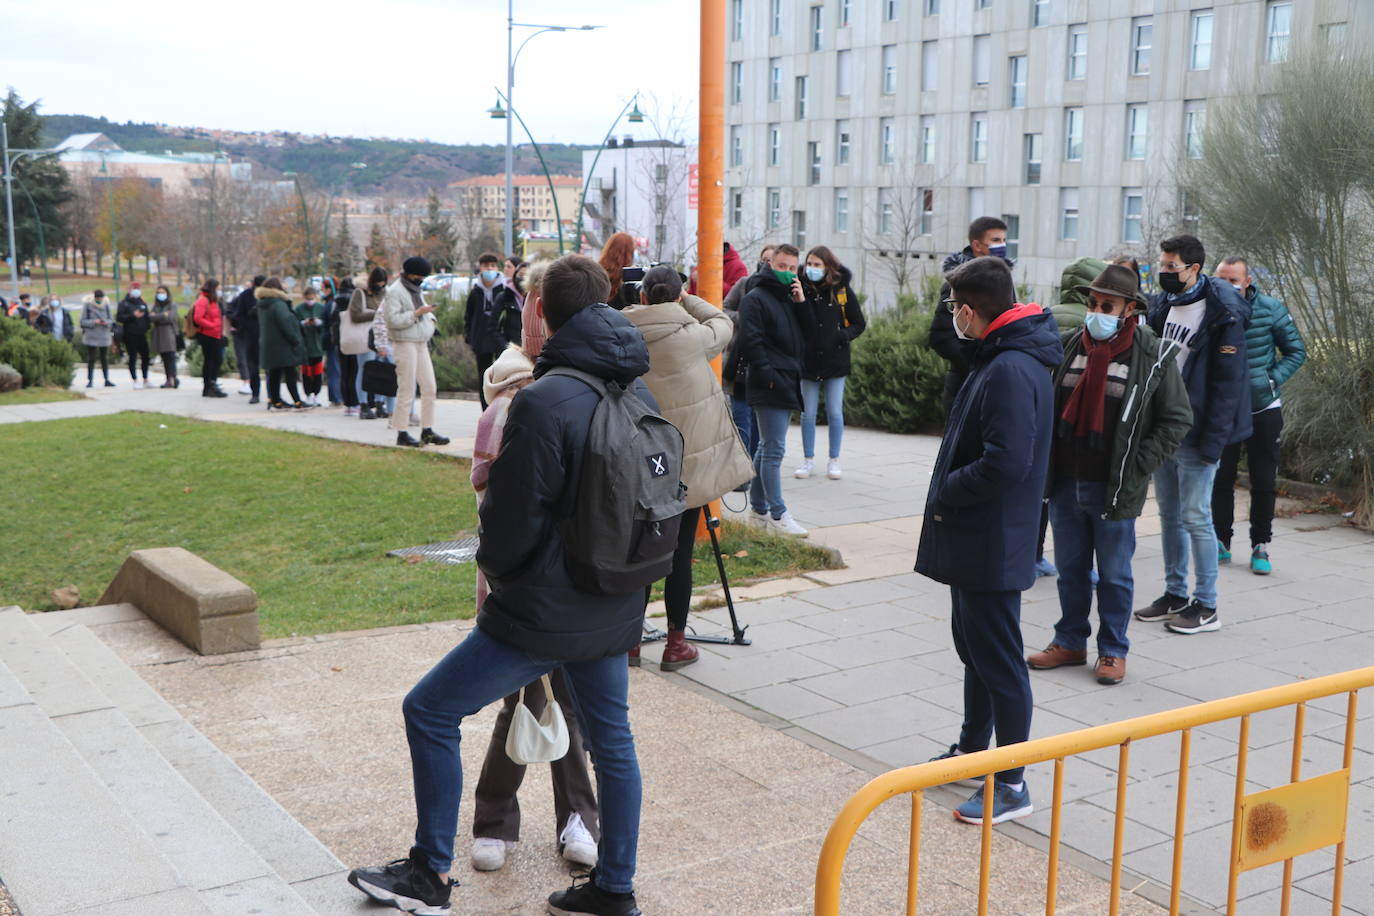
[{"xmin": 1075, "ymin": 264, "xmax": 1146, "ymax": 306}]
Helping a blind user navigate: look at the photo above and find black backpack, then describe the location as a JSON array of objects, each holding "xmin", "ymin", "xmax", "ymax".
[{"xmin": 547, "ymin": 367, "xmax": 688, "ymax": 595}]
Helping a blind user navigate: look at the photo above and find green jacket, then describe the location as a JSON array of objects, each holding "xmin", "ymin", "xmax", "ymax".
[
  {"xmin": 1050, "ymin": 257, "xmax": 1108, "ymax": 333},
  {"xmin": 1242, "ymin": 284, "xmax": 1306, "ymax": 412},
  {"xmin": 295, "ymin": 299, "xmax": 329, "ymax": 362},
  {"xmin": 1051, "ymin": 322, "xmax": 1194, "ymax": 520},
  {"xmin": 256, "ymin": 288, "xmax": 306, "ymax": 370}
]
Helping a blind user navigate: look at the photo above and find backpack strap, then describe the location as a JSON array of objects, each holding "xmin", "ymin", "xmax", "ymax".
[{"xmin": 545, "ymin": 366, "xmax": 612, "ymax": 394}]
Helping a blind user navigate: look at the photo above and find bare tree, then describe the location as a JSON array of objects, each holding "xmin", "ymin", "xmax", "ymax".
[
  {"xmin": 629, "ymin": 95, "xmax": 694, "ymax": 267},
  {"xmin": 862, "ymin": 160, "xmax": 942, "ymax": 306}
]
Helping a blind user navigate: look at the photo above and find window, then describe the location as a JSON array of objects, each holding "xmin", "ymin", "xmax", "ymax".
[
  {"xmin": 920, "ymin": 115, "xmax": 936, "ymax": 163},
  {"xmin": 770, "ymin": 0, "xmax": 782, "ymax": 35},
  {"xmin": 882, "ymin": 45, "xmax": 898, "ymax": 94},
  {"xmin": 730, "ymin": 126, "xmax": 742, "ymax": 166},
  {"xmin": 1184, "ymin": 100, "xmax": 1205, "ymax": 159},
  {"xmin": 970, "ymin": 112, "xmax": 988, "ymax": 162},
  {"xmin": 1067, "ymin": 24, "xmax": 1087, "ymax": 80},
  {"xmin": 1190, "ymin": 11, "xmax": 1213, "ymax": 71},
  {"xmin": 654, "ymin": 163, "xmax": 669, "ymax": 182},
  {"xmin": 1064, "ymin": 107, "xmax": 1083, "ymax": 160},
  {"xmin": 976, "ymin": 0, "xmax": 991, "ymax": 9},
  {"xmin": 731, "ymin": 62, "xmax": 742, "ymax": 103},
  {"xmin": 1032, "ymin": 0, "xmax": 1048, "ymax": 27},
  {"xmin": 811, "ymin": 5, "xmax": 824, "ymax": 50},
  {"xmin": 1181, "ymin": 189, "xmax": 1201, "ymax": 234},
  {"xmin": 924, "ymin": 0, "xmax": 938, "ymax": 15},
  {"xmin": 767, "ymin": 188, "xmax": 781, "ymax": 228},
  {"xmin": 1002, "ymin": 213, "xmax": 1020, "ymax": 259},
  {"xmin": 972, "ymin": 34, "xmax": 990, "ymax": 85},
  {"xmin": 1126, "ymin": 104, "xmax": 1147, "ymax": 159},
  {"xmin": 1023, "ymin": 133, "xmax": 1042, "ymax": 184},
  {"xmin": 834, "ymin": 189, "xmax": 850, "ymax": 232},
  {"xmin": 1009, "ymin": 55, "xmax": 1027, "ymax": 107},
  {"xmin": 968, "ymin": 187, "xmax": 986, "ymax": 222},
  {"xmin": 768, "ymin": 124, "xmax": 780, "ymax": 165},
  {"xmin": 920, "ymin": 188, "xmax": 935, "ymax": 235},
  {"xmin": 887, "ymin": 0, "xmax": 900, "ymax": 19},
  {"xmin": 770, "ymin": 59, "xmax": 782, "ymax": 100},
  {"xmin": 836, "ymin": 50, "xmax": 851, "ymax": 96},
  {"xmin": 792, "ymin": 210, "xmax": 806, "ymax": 249},
  {"xmin": 795, "ymin": 77, "xmax": 808, "ymax": 119},
  {"xmin": 1060, "ymin": 188, "xmax": 1079, "ymax": 240},
  {"xmin": 808, "ymin": 141, "xmax": 822, "ymax": 185},
  {"xmin": 1267, "ymin": 2, "xmax": 1292, "ymax": 63},
  {"xmin": 922, "ymin": 41, "xmax": 939, "ymax": 90},
  {"xmin": 1122, "ymin": 188, "xmax": 1143, "ymax": 242},
  {"xmin": 878, "ymin": 188, "xmax": 895, "ymax": 232},
  {"xmin": 880, "ymin": 118, "xmax": 895, "ymax": 164},
  {"xmin": 840, "ymin": 0, "xmax": 851, "ymax": 26},
  {"xmin": 836, "ymin": 119, "xmax": 851, "ymax": 164},
  {"xmin": 1323, "ymin": 21, "xmax": 1348, "ymax": 51},
  {"xmin": 1131, "ymin": 18, "xmax": 1152, "ymax": 75},
  {"xmin": 731, "ymin": 190, "xmax": 743, "ymax": 227},
  {"xmin": 731, "ymin": 0, "xmax": 743, "ymax": 40}
]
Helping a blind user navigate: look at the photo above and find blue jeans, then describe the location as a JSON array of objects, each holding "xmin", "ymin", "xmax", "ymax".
[
  {"xmin": 324, "ymin": 344, "xmax": 342, "ymax": 404},
  {"xmin": 1153, "ymin": 445, "xmax": 1220, "ymax": 608},
  {"xmin": 800, "ymin": 376, "xmax": 846, "ymax": 460},
  {"xmin": 749, "ymin": 406, "xmax": 792, "ymax": 518},
  {"xmin": 402, "ymin": 627, "xmax": 641, "ymax": 892},
  {"xmin": 1048, "ymin": 478, "xmax": 1136, "ymax": 657},
  {"xmin": 729, "ymin": 394, "xmax": 759, "ymax": 458}
]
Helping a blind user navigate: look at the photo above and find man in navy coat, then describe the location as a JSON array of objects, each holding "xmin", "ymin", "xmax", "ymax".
[{"xmin": 916, "ymin": 256, "xmax": 1062, "ymax": 826}]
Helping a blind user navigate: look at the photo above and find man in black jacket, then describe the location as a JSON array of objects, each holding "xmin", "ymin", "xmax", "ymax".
[
  {"xmin": 928, "ymin": 217, "xmax": 1011, "ymax": 418},
  {"xmin": 228, "ymin": 275, "xmax": 264, "ymax": 403},
  {"xmin": 464, "ymin": 252, "xmax": 517, "ymax": 409},
  {"xmin": 349, "ymin": 254, "xmax": 649, "ymax": 916},
  {"xmin": 115, "ymin": 283, "xmax": 153, "ymax": 388}
]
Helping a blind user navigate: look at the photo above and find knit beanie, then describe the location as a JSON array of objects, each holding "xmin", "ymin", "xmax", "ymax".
[
  {"xmin": 521, "ymin": 293, "xmax": 547, "ymax": 358},
  {"xmin": 402, "ymin": 256, "xmax": 432, "ymax": 277}
]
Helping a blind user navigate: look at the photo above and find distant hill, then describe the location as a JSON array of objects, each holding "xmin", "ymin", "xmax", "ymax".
[{"xmin": 41, "ymin": 114, "xmax": 590, "ymax": 194}]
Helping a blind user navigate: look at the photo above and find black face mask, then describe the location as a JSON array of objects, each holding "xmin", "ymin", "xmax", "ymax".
[
  {"xmin": 1159, "ymin": 271, "xmax": 1187, "ymax": 295},
  {"xmin": 369, "ymin": 283, "xmax": 384, "ymax": 293}
]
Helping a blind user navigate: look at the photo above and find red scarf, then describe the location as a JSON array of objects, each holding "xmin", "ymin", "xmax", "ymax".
[{"xmin": 1061, "ymin": 316, "xmax": 1137, "ymax": 441}]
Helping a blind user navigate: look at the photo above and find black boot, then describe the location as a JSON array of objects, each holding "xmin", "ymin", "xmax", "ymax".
[
  {"xmin": 397, "ymin": 431, "xmax": 422, "ymax": 447},
  {"xmin": 420, "ymin": 427, "xmax": 450, "ymax": 446},
  {"xmin": 547, "ymin": 872, "xmax": 641, "ymax": 916}
]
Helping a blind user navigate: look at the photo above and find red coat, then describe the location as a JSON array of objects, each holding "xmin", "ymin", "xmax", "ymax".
[
  {"xmin": 688, "ymin": 245, "xmax": 751, "ymax": 301},
  {"xmin": 192, "ymin": 294, "xmax": 223, "ymax": 339}
]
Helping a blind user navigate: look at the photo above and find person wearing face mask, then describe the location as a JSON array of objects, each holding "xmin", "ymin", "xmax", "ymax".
[
  {"xmin": 495, "ymin": 255, "xmax": 525, "ymax": 354},
  {"xmin": 116, "ymin": 282, "xmax": 153, "ymax": 389},
  {"xmin": 80, "ymin": 289, "xmax": 117, "ymax": 388},
  {"xmin": 1134, "ymin": 235, "xmax": 1251, "ymax": 637},
  {"xmin": 739, "ymin": 244, "xmax": 811, "ymax": 537},
  {"xmin": 463, "ymin": 252, "xmax": 514, "ymax": 409},
  {"xmin": 349, "ymin": 267, "xmax": 389, "ymax": 419},
  {"xmin": 228, "ymin": 276, "xmax": 265, "ymax": 402},
  {"xmin": 149, "ymin": 286, "xmax": 181, "ymax": 388},
  {"xmin": 720, "ymin": 244, "xmax": 774, "ymax": 469},
  {"xmin": 1026, "ymin": 265, "xmax": 1192, "ymax": 687},
  {"xmin": 35, "ymin": 296, "xmax": 74, "ymax": 342},
  {"xmin": 384, "ymin": 256, "xmax": 449, "ymax": 448},
  {"xmin": 917, "ymin": 256, "xmax": 1061, "ymax": 827},
  {"xmin": 795, "ymin": 245, "xmax": 865, "ymax": 482},
  {"xmin": 1210, "ymin": 256, "xmax": 1306, "ymax": 577},
  {"xmin": 928, "ymin": 217, "xmax": 1012, "ymax": 420}
]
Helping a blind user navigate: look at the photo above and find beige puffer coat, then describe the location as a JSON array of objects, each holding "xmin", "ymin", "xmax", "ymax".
[{"xmin": 622, "ymin": 293, "xmax": 754, "ymax": 508}]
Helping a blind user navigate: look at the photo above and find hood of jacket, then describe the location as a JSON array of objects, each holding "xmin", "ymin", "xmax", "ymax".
[
  {"xmin": 484, "ymin": 344, "xmax": 536, "ymax": 402},
  {"xmin": 974, "ymin": 306, "xmax": 1062, "ymax": 371},
  {"xmin": 255, "ymin": 286, "xmax": 290, "ymax": 305},
  {"xmin": 533, "ymin": 303, "xmax": 650, "ymax": 385},
  {"xmin": 620, "ymin": 299, "xmax": 697, "ymax": 346},
  {"xmin": 723, "ymin": 244, "xmax": 745, "ymax": 274},
  {"xmin": 942, "ymin": 246, "xmax": 975, "ymax": 274},
  {"xmin": 1059, "ymin": 257, "xmax": 1110, "ymax": 307}
]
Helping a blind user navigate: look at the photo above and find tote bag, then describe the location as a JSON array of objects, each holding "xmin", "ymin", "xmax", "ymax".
[{"xmin": 505, "ymin": 674, "xmax": 570, "ymax": 765}]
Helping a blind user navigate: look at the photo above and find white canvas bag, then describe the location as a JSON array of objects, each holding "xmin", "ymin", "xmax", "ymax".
[{"xmin": 505, "ymin": 673, "xmax": 570, "ymax": 765}]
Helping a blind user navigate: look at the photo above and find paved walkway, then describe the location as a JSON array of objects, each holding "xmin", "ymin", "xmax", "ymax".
[{"xmin": 10, "ymin": 373, "xmax": 1374, "ymax": 913}]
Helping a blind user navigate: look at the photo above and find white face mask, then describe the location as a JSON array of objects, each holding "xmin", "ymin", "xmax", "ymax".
[
  {"xmin": 129, "ymin": 288, "xmax": 142, "ymax": 298},
  {"xmin": 953, "ymin": 305, "xmax": 975, "ymax": 341}
]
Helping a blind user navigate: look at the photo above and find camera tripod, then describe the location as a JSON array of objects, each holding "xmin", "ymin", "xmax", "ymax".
[{"xmin": 640, "ymin": 512, "xmax": 752, "ymax": 648}]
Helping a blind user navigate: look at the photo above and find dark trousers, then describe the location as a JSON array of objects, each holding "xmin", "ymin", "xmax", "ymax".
[
  {"xmin": 471, "ymin": 667, "xmax": 600, "ymax": 844},
  {"xmin": 339, "ymin": 354, "xmax": 360, "ymax": 408},
  {"xmin": 236, "ymin": 333, "xmax": 261, "ymax": 398},
  {"xmin": 475, "ymin": 351, "xmax": 496, "ymax": 409},
  {"xmin": 301, "ymin": 359, "xmax": 324, "ymax": 397},
  {"xmin": 232, "ymin": 332, "xmax": 251, "ymax": 380},
  {"xmin": 1036, "ymin": 499, "xmax": 1051, "ymax": 561},
  {"xmin": 1213, "ymin": 406, "xmax": 1284, "ymax": 548},
  {"xmin": 125, "ymin": 336, "xmax": 150, "ymax": 379},
  {"xmin": 86, "ymin": 345, "xmax": 109, "ymax": 379},
  {"xmin": 268, "ymin": 367, "xmax": 301, "ymax": 404},
  {"xmin": 662, "ymin": 506, "xmax": 703, "ymax": 631},
  {"xmin": 159, "ymin": 351, "xmax": 178, "ymax": 383},
  {"xmin": 950, "ymin": 586, "xmax": 1032, "ymax": 784},
  {"xmin": 199, "ymin": 335, "xmax": 223, "ymax": 392}
]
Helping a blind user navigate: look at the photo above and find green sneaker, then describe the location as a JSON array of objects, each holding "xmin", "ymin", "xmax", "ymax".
[
  {"xmin": 1217, "ymin": 539, "xmax": 1232, "ymax": 564},
  {"xmin": 1251, "ymin": 545, "xmax": 1272, "ymax": 575}
]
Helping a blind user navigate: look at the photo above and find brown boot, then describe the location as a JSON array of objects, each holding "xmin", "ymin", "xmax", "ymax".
[
  {"xmin": 628, "ymin": 643, "xmax": 641, "ymax": 668},
  {"xmin": 1094, "ymin": 655, "xmax": 1126, "ymax": 685},
  {"xmin": 659, "ymin": 629, "xmax": 699, "ymax": 672},
  {"xmin": 1026, "ymin": 643, "xmax": 1088, "ymax": 670}
]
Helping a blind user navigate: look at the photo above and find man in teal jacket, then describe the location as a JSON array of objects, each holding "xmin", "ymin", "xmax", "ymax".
[{"xmin": 1211, "ymin": 256, "xmax": 1307, "ymax": 575}]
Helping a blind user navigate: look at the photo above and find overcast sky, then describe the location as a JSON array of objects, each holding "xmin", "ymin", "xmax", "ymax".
[{"xmin": 1, "ymin": 0, "xmax": 701, "ymax": 147}]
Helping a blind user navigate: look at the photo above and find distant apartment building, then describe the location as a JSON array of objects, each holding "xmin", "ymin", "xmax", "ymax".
[
  {"xmin": 725, "ymin": 0, "xmax": 1367, "ymax": 306},
  {"xmin": 581, "ymin": 139, "xmax": 699, "ymax": 266},
  {"xmin": 450, "ymin": 174, "xmax": 582, "ymax": 238},
  {"xmin": 56, "ymin": 133, "xmax": 252, "ymax": 194}
]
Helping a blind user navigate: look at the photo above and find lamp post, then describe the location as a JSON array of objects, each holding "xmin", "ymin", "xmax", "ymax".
[
  {"xmin": 503, "ymin": 3, "xmax": 602, "ymax": 256},
  {"xmin": 489, "ymin": 90, "xmax": 565, "ymax": 253},
  {"xmin": 573, "ymin": 96, "xmax": 644, "ymax": 256},
  {"xmin": 2, "ymin": 120, "xmax": 59, "ymax": 301},
  {"xmin": 100, "ymin": 155, "xmax": 120, "ymax": 295}
]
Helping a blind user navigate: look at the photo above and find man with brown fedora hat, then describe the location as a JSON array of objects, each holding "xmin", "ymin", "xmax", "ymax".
[{"xmin": 1027, "ymin": 263, "xmax": 1193, "ymax": 685}]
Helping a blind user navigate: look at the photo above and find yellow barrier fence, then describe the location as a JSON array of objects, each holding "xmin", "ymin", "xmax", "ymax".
[{"xmin": 814, "ymin": 664, "xmax": 1374, "ymax": 916}]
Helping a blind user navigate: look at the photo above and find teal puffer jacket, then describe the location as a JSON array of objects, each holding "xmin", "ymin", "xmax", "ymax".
[{"xmin": 1242, "ymin": 285, "xmax": 1307, "ymax": 412}]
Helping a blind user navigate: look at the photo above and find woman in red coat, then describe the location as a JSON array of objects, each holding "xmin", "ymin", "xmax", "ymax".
[{"xmin": 192, "ymin": 278, "xmax": 227, "ymax": 398}]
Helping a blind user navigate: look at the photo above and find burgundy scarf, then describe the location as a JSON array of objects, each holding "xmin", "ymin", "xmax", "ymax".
[{"xmin": 1061, "ymin": 315, "xmax": 1137, "ymax": 441}]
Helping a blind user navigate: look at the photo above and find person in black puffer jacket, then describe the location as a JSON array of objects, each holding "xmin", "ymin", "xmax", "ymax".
[
  {"xmin": 722, "ymin": 244, "xmax": 775, "ymax": 463},
  {"xmin": 464, "ymin": 252, "xmax": 518, "ymax": 408},
  {"xmin": 115, "ymin": 282, "xmax": 153, "ymax": 388},
  {"xmin": 796, "ymin": 246, "xmax": 865, "ymax": 482}
]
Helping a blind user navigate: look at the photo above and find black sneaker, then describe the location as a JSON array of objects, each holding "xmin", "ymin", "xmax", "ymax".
[
  {"xmin": 928, "ymin": 743, "xmax": 982, "ymax": 788},
  {"xmin": 359, "ymin": 407, "xmax": 377, "ymax": 420},
  {"xmin": 397, "ymin": 431, "xmax": 422, "ymax": 447},
  {"xmin": 421, "ymin": 427, "xmax": 450, "ymax": 446},
  {"xmin": 1133, "ymin": 592, "xmax": 1190, "ymax": 622},
  {"xmin": 547, "ymin": 871, "xmax": 641, "ymax": 916},
  {"xmin": 348, "ymin": 849, "xmax": 454, "ymax": 914},
  {"xmin": 1166, "ymin": 600, "xmax": 1221, "ymax": 635}
]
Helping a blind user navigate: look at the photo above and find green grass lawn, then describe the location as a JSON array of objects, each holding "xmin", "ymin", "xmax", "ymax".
[
  {"xmin": 0, "ymin": 413, "xmax": 836, "ymax": 638},
  {"xmin": 0, "ymin": 388, "xmax": 84, "ymax": 405}
]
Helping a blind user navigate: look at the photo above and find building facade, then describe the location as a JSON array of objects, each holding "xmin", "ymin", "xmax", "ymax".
[
  {"xmin": 450, "ymin": 174, "xmax": 582, "ymax": 238},
  {"xmin": 581, "ymin": 139, "xmax": 699, "ymax": 267},
  {"xmin": 725, "ymin": 0, "xmax": 1366, "ymax": 307},
  {"xmin": 56, "ymin": 133, "xmax": 252, "ymax": 194}
]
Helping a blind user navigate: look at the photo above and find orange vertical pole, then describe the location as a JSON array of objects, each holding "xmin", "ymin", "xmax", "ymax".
[{"xmin": 698, "ymin": 0, "xmax": 726, "ymax": 540}]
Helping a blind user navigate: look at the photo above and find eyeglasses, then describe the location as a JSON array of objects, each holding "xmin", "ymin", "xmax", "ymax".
[{"xmin": 943, "ymin": 297, "xmax": 961, "ymax": 313}]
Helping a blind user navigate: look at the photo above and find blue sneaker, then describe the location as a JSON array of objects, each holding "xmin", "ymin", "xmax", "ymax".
[
  {"xmin": 954, "ymin": 781, "xmax": 1033, "ymax": 825},
  {"xmin": 1218, "ymin": 539, "xmax": 1232, "ymax": 564},
  {"xmin": 1250, "ymin": 545, "xmax": 1272, "ymax": 575},
  {"xmin": 1035, "ymin": 557, "xmax": 1057, "ymax": 578}
]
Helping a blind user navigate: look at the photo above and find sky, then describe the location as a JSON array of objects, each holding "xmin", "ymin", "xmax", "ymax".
[{"xmin": 1, "ymin": 0, "xmax": 701, "ymax": 147}]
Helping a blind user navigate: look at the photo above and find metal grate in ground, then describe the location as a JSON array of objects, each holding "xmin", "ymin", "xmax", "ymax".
[
  {"xmin": 387, "ymin": 536, "xmax": 481, "ymax": 565},
  {"xmin": 0, "ymin": 877, "xmax": 21, "ymax": 916}
]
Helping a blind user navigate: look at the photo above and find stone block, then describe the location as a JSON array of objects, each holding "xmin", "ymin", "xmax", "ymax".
[{"xmin": 98, "ymin": 548, "xmax": 259, "ymax": 655}]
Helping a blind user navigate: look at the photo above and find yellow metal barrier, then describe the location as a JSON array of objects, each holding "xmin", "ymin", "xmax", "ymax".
[{"xmin": 814, "ymin": 664, "xmax": 1373, "ymax": 916}]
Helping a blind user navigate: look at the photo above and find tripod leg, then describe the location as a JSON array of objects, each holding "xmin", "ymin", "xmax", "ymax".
[{"xmin": 705, "ymin": 514, "xmax": 750, "ymax": 646}]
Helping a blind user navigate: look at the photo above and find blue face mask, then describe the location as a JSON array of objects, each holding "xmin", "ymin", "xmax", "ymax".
[
  {"xmin": 482, "ymin": 270, "xmax": 500, "ymax": 283},
  {"xmin": 805, "ymin": 266, "xmax": 825, "ymax": 283},
  {"xmin": 988, "ymin": 244, "xmax": 1009, "ymax": 260},
  {"xmin": 1083, "ymin": 311, "xmax": 1121, "ymax": 341}
]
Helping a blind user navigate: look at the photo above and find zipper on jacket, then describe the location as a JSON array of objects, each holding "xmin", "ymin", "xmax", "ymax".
[{"xmin": 1109, "ymin": 341, "xmax": 1175, "ymax": 514}]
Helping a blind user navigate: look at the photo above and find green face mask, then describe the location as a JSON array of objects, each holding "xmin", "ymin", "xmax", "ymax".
[{"xmin": 772, "ymin": 269, "xmax": 797, "ymax": 286}]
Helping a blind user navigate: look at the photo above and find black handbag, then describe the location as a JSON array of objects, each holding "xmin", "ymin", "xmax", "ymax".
[{"xmin": 361, "ymin": 359, "xmax": 398, "ymax": 397}]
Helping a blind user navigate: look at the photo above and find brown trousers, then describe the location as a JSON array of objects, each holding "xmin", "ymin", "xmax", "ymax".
[{"xmin": 471, "ymin": 667, "xmax": 600, "ymax": 842}]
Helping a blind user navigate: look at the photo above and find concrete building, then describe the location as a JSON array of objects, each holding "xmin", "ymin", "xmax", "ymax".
[
  {"xmin": 56, "ymin": 133, "xmax": 251, "ymax": 195},
  {"xmin": 725, "ymin": 0, "xmax": 1368, "ymax": 307},
  {"xmin": 450, "ymin": 174, "xmax": 582, "ymax": 238},
  {"xmin": 581, "ymin": 139, "xmax": 699, "ymax": 266}
]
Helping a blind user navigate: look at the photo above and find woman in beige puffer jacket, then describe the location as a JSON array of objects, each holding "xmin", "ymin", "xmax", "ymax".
[{"xmin": 621, "ymin": 266, "xmax": 754, "ymax": 670}]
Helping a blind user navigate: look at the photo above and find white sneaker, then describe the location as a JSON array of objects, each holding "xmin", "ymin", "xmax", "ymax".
[
  {"xmin": 746, "ymin": 509, "xmax": 770, "ymax": 527},
  {"xmin": 827, "ymin": 459, "xmax": 842, "ymax": 480},
  {"xmin": 238, "ymin": 382, "xmax": 252, "ymax": 395},
  {"xmin": 794, "ymin": 459, "xmax": 814, "ymax": 479},
  {"xmin": 768, "ymin": 512, "xmax": 809, "ymax": 538},
  {"xmin": 470, "ymin": 837, "xmax": 514, "ymax": 872},
  {"xmin": 559, "ymin": 812, "xmax": 598, "ymax": 867},
  {"xmin": 132, "ymin": 379, "xmax": 143, "ymax": 390}
]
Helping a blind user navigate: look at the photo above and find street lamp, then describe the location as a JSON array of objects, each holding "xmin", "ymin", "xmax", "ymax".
[
  {"xmin": 573, "ymin": 94, "xmax": 645, "ymax": 258},
  {"xmin": 99, "ymin": 155, "xmax": 120, "ymax": 295},
  {"xmin": 1, "ymin": 120, "xmax": 59, "ymax": 301},
  {"xmin": 503, "ymin": 3, "xmax": 603, "ymax": 256}
]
